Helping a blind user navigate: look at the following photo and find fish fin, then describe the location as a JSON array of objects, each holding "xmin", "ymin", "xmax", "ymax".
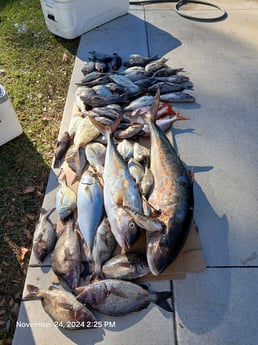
[
  {"xmin": 188, "ymin": 167, "xmax": 195, "ymax": 184},
  {"xmin": 48, "ymin": 285, "xmax": 61, "ymax": 291},
  {"xmin": 88, "ymin": 114, "xmax": 122, "ymax": 137},
  {"xmin": 147, "ymin": 89, "xmax": 160, "ymax": 122},
  {"xmin": 23, "ymin": 285, "xmax": 40, "ymax": 301},
  {"xmin": 152, "ymin": 291, "xmax": 173, "ymax": 312},
  {"xmin": 58, "ymin": 302, "xmax": 74, "ymax": 311},
  {"xmin": 109, "ymin": 286, "xmax": 129, "ymax": 299}
]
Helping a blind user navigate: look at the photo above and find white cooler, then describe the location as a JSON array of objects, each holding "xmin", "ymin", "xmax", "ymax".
[
  {"xmin": 0, "ymin": 85, "xmax": 23, "ymax": 146},
  {"xmin": 40, "ymin": 0, "xmax": 129, "ymax": 39}
]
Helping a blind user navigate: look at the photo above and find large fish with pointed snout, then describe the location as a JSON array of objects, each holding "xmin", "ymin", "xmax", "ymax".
[
  {"xmin": 89, "ymin": 115, "xmax": 142, "ymax": 250},
  {"xmin": 142, "ymin": 89, "xmax": 194, "ymax": 275}
]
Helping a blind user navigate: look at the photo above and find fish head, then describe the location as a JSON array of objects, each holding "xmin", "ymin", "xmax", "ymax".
[
  {"xmin": 75, "ymin": 283, "xmax": 107, "ymax": 305},
  {"xmin": 33, "ymin": 242, "xmax": 48, "ymax": 262},
  {"xmin": 63, "ymin": 264, "xmax": 80, "ymax": 289}
]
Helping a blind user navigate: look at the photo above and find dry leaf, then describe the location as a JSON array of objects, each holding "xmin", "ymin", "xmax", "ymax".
[
  {"xmin": 4, "ymin": 220, "xmax": 16, "ymax": 227},
  {"xmin": 23, "ymin": 186, "xmax": 35, "ymax": 194},
  {"xmin": 18, "ymin": 247, "xmax": 29, "ymax": 261},
  {"xmin": 62, "ymin": 52, "xmax": 69, "ymax": 62},
  {"xmin": 26, "ymin": 213, "xmax": 35, "ymax": 221}
]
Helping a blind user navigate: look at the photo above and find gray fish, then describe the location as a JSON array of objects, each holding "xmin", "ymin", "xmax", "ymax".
[
  {"xmin": 144, "ymin": 57, "xmax": 169, "ymax": 73},
  {"xmin": 91, "ymin": 106, "xmax": 122, "ymax": 120},
  {"xmin": 33, "ymin": 208, "xmax": 56, "ymax": 262},
  {"xmin": 133, "ymin": 142, "xmax": 150, "ymax": 162},
  {"xmin": 65, "ymin": 146, "xmax": 87, "ymax": 184},
  {"xmin": 159, "ymin": 92, "xmax": 196, "ymax": 103},
  {"xmin": 114, "ymin": 123, "xmax": 144, "ymax": 140},
  {"xmin": 147, "ymin": 82, "xmax": 184, "ymax": 94},
  {"xmin": 152, "ymin": 67, "xmax": 184, "ymax": 77},
  {"xmin": 81, "ymin": 61, "xmax": 95, "ymax": 75},
  {"xmin": 128, "ymin": 157, "xmax": 145, "ymax": 185},
  {"xmin": 80, "ymin": 94, "xmax": 128, "ymax": 108},
  {"xmin": 88, "ymin": 51, "xmax": 113, "ymax": 62},
  {"xmin": 81, "ymin": 71, "xmax": 106, "ymax": 83},
  {"xmin": 89, "ymin": 116, "xmax": 142, "ymax": 249},
  {"xmin": 134, "ymin": 77, "xmax": 157, "ymax": 89},
  {"xmin": 77, "ymin": 170, "xmax": 104, "ymax": 259},
  {"xmin": 123, "ymin": 54, "xmax": 159, "ymax": 67},
  {"xmin": 75, "ymin": 279, "xmax": 172, "ymax": 316},
  {"xmin": 139, "ymin": 165, "xmax": 154, "ymax": 197},
  {"xmin": 75, "ymin": 86, "xmax": 96, "ymax": 111},
  {"xmin": 92, "ymin": 218, "xmax": 116, "ymax": 279},
  {"xmin": 109, "ymin": 74, "xmax": 140, "ymax": 94},
  {"xmin": 123, "ymin": 95, "xmax": 154, "ymax": 111},
  {"xmin": 85, "ymin": 142, "xmax": 106, "ymax": 175},
  {"xmin": 102, "ymin": 252, "xmax": 150, "ymax": 280},
  {"xmin": 124, "ymin": 66, "xmax": 146, "ymax": 74},
  {"xmin": 51, "ymin": 218, "xmax": 81, "ymax": 289},
  {"xmin": 23, "ymin": 284, "xmax": 96, "ymax": 329},
  {"xmin": 125, "ymin": 70, "xmax": 150, "ymax": 82},
  {"xmin": 53, "ymin": 131, "xmax": 72, "ymax": 169},
  {"xmin": 93, "ymin": 84, "xmax": 113, "ymax": 97},
  {"xmin": 56, "ymin": 172, "xmax": 77, "ymax": 221},
  {"xmin": 78, "ymin": 75, "xmax": 111, "ymax": 87},
  {"xmin": 94, "ymin": 60, "xmax": 109, "ymax": 73},
  {"xmin": 111, "ymin": 53, "xmax": 122, "ymax": 71},
  {"xmin": 145, "ymin": 90, "xmax": 194, "ymax": 275}
]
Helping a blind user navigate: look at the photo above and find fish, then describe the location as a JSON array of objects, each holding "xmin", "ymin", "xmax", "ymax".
[
  {"xmin": 81, "ymin": 61, "xmax": 95, "ymax": 75},
  {"xmin": 94, "ymin": 60, "xmax": 109, "ymax": 73},
  {"xmin": 144, "ymin": 90, "xmax": 194, "ymax": 275},
  {"xmin": 133, "ymin": 142, "xmax": 150, "ymax": 162},
  {"xmin": 128, "ymin": 157, "xmax": 145, "ymax": 185},
  {"xmin": 56, "ymin": 172, "xmax": 77, "ymax": 221},
  {"xmin": 77, "ymin": 170, "xmax": 104, "ymax": 259},
  {"xmin": 65, "ymin": 146, "xmax": 87, "ymax": 184},
  {"xmin": 88, "ymin": 115, "xmax": 142, "ymax": 249},
  {"xmin": 73, "ymin": 116, "xmax": 100, "ymax": 149},
  {"xmin": 111, "ymin": 53, "xmax": 122, "ymax": 71},
  {"xmin": 123, "ymin": 54, "xmax": 159, "ymax": 67},
  {"xmin": 134, "ymin": 77, "xmax": 157, "ymax": 89},
  {"xmin": 92, "ymin": 84, "xmax": 113, "ymax": 97},
  {"xmin": 68, "ymin": 114, "xmax": 86, "ymax": 138},
  {"xmin": 139, "ymin": 165, "xmax": 154, "ymax": 197},
  {"xmin": 159, "ymin": 92, "xmax": 196, "ymax": 103},
  {"xmin": 75, "ymin": 279, "xmax": 173, "ymax": 316},
  {"xmin": 123, "ymin": 95, "xmax": 154, "ymax": 111},
  {"xmin": 85, "ymin": 142, "xmax": 106, "ymax": 175},
  {"xmin": 144, "ymin": 57, "xmax": 169, "ymax": 73},
  {"xmin": 117, "ymin": 139, "xmax": 134, "ymax": 162},
  {"xmin": 152, "ymin": 67, "xmax": 184, "ymax": 77},
  {"xmin": 114, "ymin": 123, "xmax": 144, "ymax": 140},
  {"xmin": 102, "ymin": 252, "xmax": 150, "ymax": 280},
  {"xmin": 156, "ymin": 75, "xmax": 190, "ymax": 83},
  {"xmin": 109, "ymin": 74, "xmax": 140, "ymax": 94},
  {"xmin": 92, "ymin": 218, "xmax": 116, "ymax": 280},
  {"xmin": 23, "ymin": 284, "xmax": 96, "ymax": 329},
  {"xmin": 124, "ymin": 66, "xmax": 146, "ymax": 74},
  {"xmin": 88, "ymin": 51, "xmax": 113, "ymax": 62},
  {"xmin": 51, "ymin": 218, "xmax": 81, "ymax": 289},
  {"xmin": 80, "ymin": 93, "xmax": 128, "ymax": 108},
  {"xmin": 53, "ymin": 131, "xmax": 72, "ymax": 168},
  {"xmin": 32, "ymin": 208, "xmax": 56, "ymax": 262},
  {"xmin": 91, "ymin": 106, "xmax": 122, "ymax": 120},
  {"xmin": 105, "ymin": 82, "xmax": 126, "ymax": 95},
  {"xmin": 75, "ymin": 86, "xmax": 96, "ymax": 111},
  {"xmin": 81, "ymin": 71, "xmax": 107, "ymax": 83},
  {"xmin": 77, "ymin": 75, "xmax": 111, "ymax": 87},
  {"xmin": 147, "ymin": 82, "xmax": 184, "ymax": 94},
  {"xmin": 125, "ymin": 70, "xmax": 150, "ymax": 82}
]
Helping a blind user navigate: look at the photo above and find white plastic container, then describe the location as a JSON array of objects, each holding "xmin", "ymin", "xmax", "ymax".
[
  {"xmin": 40, "ymin": 0, "xmax": 129, "ymax": 39},
  {"xmin": 0, "ymin": 85, "xmax": 23, "ymax": 146}
]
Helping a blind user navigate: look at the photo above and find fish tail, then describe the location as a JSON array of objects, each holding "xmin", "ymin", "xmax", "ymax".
[
  {"xmin": 152, "ymin": 291, "xmax": 173, "ymax": 312},
  {"xmin": 23, "ymin": 284, "xmax": 40, "ymax": 301},
  {"xmin": 146, "ymin": 89, "xmax": 160, "ymax": 122},
  {"xmin": 88, "ymin": 114, "xmax": 122, "ymax": 137}
]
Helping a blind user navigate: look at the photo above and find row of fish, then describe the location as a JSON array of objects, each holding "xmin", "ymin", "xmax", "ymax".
[{"xmin": 29, "ymin": 52, "xmax": 195, "ymax": 329}]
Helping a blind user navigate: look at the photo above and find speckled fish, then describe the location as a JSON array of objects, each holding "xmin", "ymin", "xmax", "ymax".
[
  {"xmin": 75, "ymin": 279, "xmax": 172, "ymax": 316},
  {"xmin": 89, "ymin": 115, "xmax": 142, "ymax": 249},
  {"xmin": 123, "ymin": 54, "xmax": 159, "ymax": 67},
  {"xmin": 51, "ymin": 218, "xmax": 81, "ymax": 289},
  {"xmin": 23, "ymin": 284, "xmax": 96, "ymax": 329},
  {"xmin": 77, "ymin": 170, "xmax": 104, "ymax": 259},
  {"xmin": 123, "ymin": 95, "xmax": 154, "ymax": 111},
  {"xmin": 65, "ymin": 146, "xmax": 87, "ymax": 184},
  {"xmin": 102, "ymin": 252, "xmax": 150, "ymax": 280},
  {"xmin": 111, "ymin": 53, "xmax": 122, "ymax": 71},
  {"xmin": 33, "ymin": 208, "xmax": 56, "ymax": 262},
  {"xmin": 56, "ymin": 172, "xmax": 77, "ymax": 220},
  {"xmin": 81, "ymin": 61, "xmax": 95, "ymax": 75},
  {"xmin": 92, "ymin": 218, "xmax": 116, "ymax": 280},
  {"xmin": 73, "ymin": 116, "xmax": 100, "ymax": 149},
  {"xmin": 144, "ymin": 57, "xmax": 169, "ymax": 73},
  {"xmin": 117, "ymin": 139, "xmax": 134, "ymax": 162},
  {"xmin": 144, "ymin": 90, "xmax": 194, "ymax": 275},
  {"xmin": 85, "ymin": 142, "xmax": 106, "ymax": 175},
  {"xmin": 53, "ymin": 131, "xmax": 72, "ymax": 168},
  {"xmin": 159, "ymin": 92, "xmax": 196, "ymax": 103}
]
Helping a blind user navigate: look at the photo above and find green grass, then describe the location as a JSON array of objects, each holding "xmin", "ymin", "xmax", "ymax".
[{"xmin": 0, "ymin": 0, "xmax": 79, "ymax": 342}]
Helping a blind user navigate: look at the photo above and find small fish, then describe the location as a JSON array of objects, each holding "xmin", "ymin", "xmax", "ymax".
[
  {"xmin": 92, "ymin": 218, "xmax": 116, "ymax": 280},
  {"xmin": 147, "ymin": 82, "xmax": 184, "ymax": 94},
  {"xmin": 65, "ymin": 146, "xmax": 87, "ymax": 184},
  {"xmin": 123, "ymin": 54, "xmax": 159, "ymax": 67},
  {"xmin": 56, "ymin": 172, "xmax": 77, "ymax": 221},
  {"xmin": 139, "ymin": 165, "xmax": 154, "ymax": 197},
  {"xmin": 109, "ymin": 74, "xmax": 140, "ymax": 94},
  {"xmin": 23, "ymin": 284, "xmax": 96, "ymax": 329},
  {"xmin": 94, "ymin": 60, "xmax": 109, "ymax": 73},
  {"xmin": 80, "ymin": 94, "xmax": 128, "ymax": 108},
  {"xmin": 77, "ymin": 170, "xmax": 104, "ymax": 258},
  {"xmin": 123, "ymin": 95, "xmax": 154, "ymax": 111},
  {"xmin": 88, "ymin": 51, "xmax": 113, "ymax": 62},
  {"xmin": 75, "ymin": 86, "xmax": 96, "ymax": 111},
  {"xmin": 134, "ymin": 77, "xmax": 157, "ymax": 89},
  {"xmin": 85, "ymin": 142, "xmax": 106, "ymax": 175},
  {"xmin": 91, "ymin": 106, "xmax": 122, "ymax": 120},
  {"xmin": 73, "ymin": 116, "xmax": 100, "ymax": 149},
  {"xmin": 111, "ymin": 53, "xmax": 122, "ymax": 70},
  {"xmin": 68, "ymin": 114, "xmax": 86, "ymax": 138},
  {"xmin": 105, "ymin": 82, "xmax": 126, "ymax": 94},
  {"xmin": 53, "ymin": 131, "xmax": 72, "ymax": 169},
  {"xmin": 128, "ymin": 157, "xmax": 145, "ymax": 185},
  {"xmin": 51, "ymin": 218, "xmax": 81, "ymax": 289},
  {"xmin": 152, "ymin": 67, "xmax": 184, "ymax": 77},
  {"xmin": 75, "ymin": 279, "xmax": 172, "ymax": 316},
  {"xmin": 102, "ymin": 252, "xmax": 150, "ymax": 280},
  {"xmin": 93, "ymin": 85, "xmax": 113, "ymax": 97},
  {"xmin": 125, "ymin": 70, "xmax": 150, "ymax": 82},
  {"xmin": 77, "ymin": 75, "xmax": 111, "ymax": 87},
  {"xmin": 133, "ymin": 142, "xmax": 150, "ymax": 162},
  {"xmin": 124, "ymin": 66, "xmax": 146, "ymax": 74},
  {"xmin": 144, "ymin": 57, "xmax": 169, "ymax": 73},
  {"xmin": 81, "ymin": 61, "xmax": 95, "ymax": 75},
  {"xmin": 114, "ymin": 123, "xmax": 144, "ymax": 140},
  {"xmin": 117, "ymin": 139, "xmax": 134, "ymax": 162},
  {"xmin": 33, "ymin": 208, "xmax": 56, "ymax": 262},
  {"xmin": 159, "ymin": 92, "xmax": 196, "ymax": 103},
  {"xmin": 164, "ymin": 75, "xmax": 190, "ymax": 83},
  {"xmin": 81, "ymin": 71, "xmax": 106, "ymax": 83}
]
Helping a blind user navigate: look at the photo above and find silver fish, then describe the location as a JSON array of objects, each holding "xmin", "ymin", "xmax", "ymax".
[
  {"xmin": 92, "ymin": 85, "xmax": 113, "ymax": 97},
  {"xmin": 123, "ymin": 54, "xmax": 159, "ymax": 67},
  {"xmin": 51, "ymin": 218, "xmax": 81, "ymax": 289},
  {"xmin": 23, "ymin": 284, "xmax": 96, "ymax": 329},
  {"xmin": 147, "ymin": 82, "xmax": 184, "ymax": 94},
  {"xmin": 56, "ymin": 172, "xmax": 77, "ymax": 220},
  {"xmin": 133, "ymin": 142, "xmax": 150, "ymax": 162},
  {"xmin": 75, "ymin": 279, "xmax": 172, "ymax": 316},
  {"xmin": 117, "ymin": 139, "xmax": 134, "ymax": 162},
  {"xmin": 102, "ymin": 252, "xmax": 150, "ymax": 280},
  {"xmin": 89, "ymin": 115, "xmax": 142, "ymax": 249},
  {"xmin": 114, "ymin": 123, "xmax": 144, "ymax": 140},
  {"xmin": 80, "ymin": 94, "xmax": 128, "ymax": 108},
  {"xmin": 152, "ymin": 67, "xmax": 184, "ymax": 77},
  {"xmin": 144, "ymin": 57, "xmax": 169, "ymax": 73},
  {"xmin": 81, "ymin": 71, "xmax": 106, "ymax": 83},
  {"xmin": 92, "ymin": 218, "xmax": 116, "ymax": 279},
  {"xmin": 139, "ymin": 165, "xmax": 154, "ymax": 197},
  {"xmin": 65, "ymin": 146, "xmax": 87, "ymax": 184},
  {"xmin": 81, "ymin": 61, "xmax": 95, "ymax": 75},
  {"xmin": 123, "ymin": 95, "xmax": 154, "ymax": 111},
  {"xmin": 128, "ymin": 157, "xmax": 145, "ymax": 185},
  {"xmin": 73, "ymin": 116, "xmax": 100, "ymax": 149},
  {"xmin": 109, "ymin": 74, "xmax": 140, "ymax": 94},
  {"xmin": 159, "ymin": 92, "xmax": 196, "ymax": 103},
  {"xmin": 145, "ymin": 90, "xmax": 194, "ymax": 275},
  {"xmin": 33, "ymin": 208, "xmax": 56, "ymax": 262},
  {"xmin": 77, "ymin": 170, "xmax": 104, "ymax": 258},
  {"xmin": 85, "ymin": 142, "xmax": 106, "ymax": 175}
]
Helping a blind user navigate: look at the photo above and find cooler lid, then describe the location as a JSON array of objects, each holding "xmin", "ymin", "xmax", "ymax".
[{"xmin": 0, "ymin": 85, "xmax": 8, "ymax": 104}]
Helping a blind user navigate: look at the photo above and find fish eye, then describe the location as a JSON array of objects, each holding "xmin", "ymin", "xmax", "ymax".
[{"xmin": 128, "ymin": 220, "xmax": 136, "ymax": 229}]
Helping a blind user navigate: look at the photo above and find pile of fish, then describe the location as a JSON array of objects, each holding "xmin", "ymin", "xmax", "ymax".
[{"xmin": 27, "ymin": 52, "xmax": 195, "ymax": 329}]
